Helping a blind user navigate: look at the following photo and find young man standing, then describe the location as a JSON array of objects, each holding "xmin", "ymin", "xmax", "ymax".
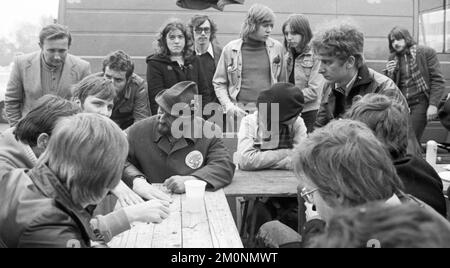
[
  {"xmin": 213, "ymin": 4, "xmax": 286, "ymax": 128},
  {"xmin": 386, "ymin": 27, "xmax": 445, "ymax": 142},
  {"xmin": 5, "ymin": 24, "xmax": 91, "ymax": 127},
  {"xmin": 188, "ymin": 15, "xmax": 223, "ymax": 105}
]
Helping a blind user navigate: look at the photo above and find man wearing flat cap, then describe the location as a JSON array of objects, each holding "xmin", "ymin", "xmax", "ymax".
[{"xmin": 123, "ymin": 81, "xmax": 235, "ymax": 197}]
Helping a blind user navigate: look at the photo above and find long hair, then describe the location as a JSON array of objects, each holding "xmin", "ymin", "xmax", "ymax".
[
  {"xmin": 388, "ymin": 26, "xmax": 416, "ymax": 53},
  {"xmin": 240, "ymin": 4, "xmax": 275, "ymax": 40},
  {"xmin": 39, "ymin": 113, "xmax": 128, "ymax": 206},
  {"xmin": 293, "ymin": 119, "xmax": 404, "ymax": 209},
  {"xmin": 156, "ymin": 19, "xmax": 194, "ymax": 58},
  {"xmin": 282, "ymin": 14, "xmax": 313, "ymax": 52}
]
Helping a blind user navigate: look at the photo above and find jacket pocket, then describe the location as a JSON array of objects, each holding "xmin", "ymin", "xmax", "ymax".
[{"xmin": 227, "ymin": 66, "xmax": 239, "ymax": 86}]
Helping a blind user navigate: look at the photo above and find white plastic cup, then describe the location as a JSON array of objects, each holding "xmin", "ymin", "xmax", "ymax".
[
  {"xmin": 426, "ymin": 140, "xmax": 438, "ymax": 167},
  {"xmin": 184, "ymin": 180, "xmax": 207, "ymax": 213}
]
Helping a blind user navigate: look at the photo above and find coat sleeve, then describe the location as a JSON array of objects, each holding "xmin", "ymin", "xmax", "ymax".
[
  {"xmin": 147, "ymin": 61, "xmax": 166, "ymax": 115},
  {"xmin": 237, "ymin": 115, "xmax": 291, "ymax": 171},
  {"xmin": 133, "ymin": 80, "xmax": 152, "ymax": 122},
  {"xmin": 425, "ymin": 47, "xmax": 445, "ymax": 107},
  {"xmin": 90, "ymin": 209, "xmax": 131, "ymax": 244},
  {"xmin": 5, "ymin": 56, "xmax": 24, "ymax": 127},
  {"xmin": 19, "ymin": 224, "xmax": 90, "ymax": 248},
  {"xmin": 122, "ymin": 128, "xmax": 148, "ymax": 187},
  {"xmin": 80, "ymin": 60, "xmax": 91, "ymax": 80},
  {"xmin": 191, "ymin": 137, "xmax": 235, "ymax": 191},
  {"xmin": 213, "ymin": 47, "xmax": 234, "ymax": 110}
]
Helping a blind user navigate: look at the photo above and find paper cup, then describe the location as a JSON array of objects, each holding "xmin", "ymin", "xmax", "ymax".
[{"xmin": 184, "ymin": 180, "xmax": 207, "ymax": 213}]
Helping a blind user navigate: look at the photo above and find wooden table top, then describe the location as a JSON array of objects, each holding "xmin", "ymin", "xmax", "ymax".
[
  {"xmin": 224, "ymin": 169, "xmax": 298, "ymax": 198},
  {"xmin": 108, "ymin": 186, "xmax": 243, "ymax": 248}
]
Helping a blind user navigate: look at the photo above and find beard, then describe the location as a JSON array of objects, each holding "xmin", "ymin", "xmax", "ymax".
[{"xmin": 157, "ymin": 122, "xmax": 172, "ymax": 136}]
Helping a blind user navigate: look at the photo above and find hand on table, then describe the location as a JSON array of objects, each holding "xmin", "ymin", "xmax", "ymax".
[
  {"xmin": 111, "ymin": 180, "xmax": 144, "ymax": 207},
  {"xmin": 164, "ymin": 176, "xmax": 199, "ymax": 194},
  {"xmin": 133, "ymin": 177, "xmax": 172, "ymax": 203},
  {"xmin": 124, "ymin": 200, "xmax": 170, "ymax": 224}
]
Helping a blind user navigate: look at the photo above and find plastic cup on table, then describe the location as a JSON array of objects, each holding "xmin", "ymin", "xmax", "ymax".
[{"xmin": 184, "ymin": 180, "xmax": 207, "ymax": 213}]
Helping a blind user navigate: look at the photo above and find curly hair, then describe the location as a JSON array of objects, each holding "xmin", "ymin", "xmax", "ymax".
[
  {"xmin": 309, "ymin": 202, "xmax": 450, "ymax": 248},
  {"xmin": 240, "ymin": 4, "xmax": 275, "ymax": 40},
  {"xmin": 188, "ymin": 15, "xmax": 218, "ymax": 42},
  {"xmin": 345, "ymin": 93, "xmax": 409, "ymax": 160},
  {"xmin": 102, "ymin": 50, "xmax": 135, "ymax": 80},
  {"xmin": 156, "ymin": 19, "xmax": 194, "ymax": 58},
  {"xmin": 311, "ymin": 22, "xmax": 365, "ymax": 68}
]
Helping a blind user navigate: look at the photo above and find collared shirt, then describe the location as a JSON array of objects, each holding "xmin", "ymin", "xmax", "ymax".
[
  {"xmin": 40, "ymin": 54, "xmax": 63, "ymax": 94},
  {"xmin": 196, "ymin": 42, "xmax": 215, "ymax": 59},
  {"xmin": 335, "ymin": 73, "xmax": 359, "ymax": 96}
]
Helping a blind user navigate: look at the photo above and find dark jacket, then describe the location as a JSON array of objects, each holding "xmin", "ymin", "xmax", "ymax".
[
  {"xmin": 123, "ymin": 115, "xmax": 235, "ymax": 190},
  {"xmin": 387, "ymin": 45, "xmax": 445, "ymax": 107},
  {"xmin": 315, "ymin": 65, "xmax": 408, "ymax": 128},
  {"xmin": 194, "ymin": 42, "xmax": 223, "ymax": 104},
  {"xmin": 394, "ymin": 155, "xmax": 447, "ymax": 217},
  {"xmin": 146, "ymin": 54, "xmax": 209, "ymax": 115},
  {"xmin": 0, "ymin": 164, "xmax": 130, "ymax": 248},
  {"xmin": 92, "ymin": 72, "xmax": 151, "ymax": 130}
]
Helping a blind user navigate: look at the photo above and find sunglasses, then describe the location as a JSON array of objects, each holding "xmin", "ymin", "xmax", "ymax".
[{"xmin": 195, "ymin": 27, "xmax": 211, "ymax": 34}]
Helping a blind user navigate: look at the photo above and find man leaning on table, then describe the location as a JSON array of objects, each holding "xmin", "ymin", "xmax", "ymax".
[{"xmin": 123, "ymin": 81, "xmax": 235, "ymax": 197}]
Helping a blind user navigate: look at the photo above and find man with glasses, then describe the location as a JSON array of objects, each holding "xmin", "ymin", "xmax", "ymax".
[
  {"xmin": 188, "ymin": 15, "xmax": 223, "ymax": 105},
  {"xmin": 123, "ymin": 81, "xmax": 235, "ymax": 198}
]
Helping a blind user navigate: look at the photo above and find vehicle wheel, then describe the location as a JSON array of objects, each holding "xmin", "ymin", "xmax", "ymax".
[{"xmin": 0, "ymin": 101, "xmax": 7, "ymax": 123}]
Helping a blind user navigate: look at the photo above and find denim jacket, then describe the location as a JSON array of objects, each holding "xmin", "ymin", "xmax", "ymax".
[
  {"xmin": 286, "ymin": 49, "xmax": 325, "ymax": 113},
  {"xmin": 213, "ymin": 38, "xmax": 287, "ymax": 110}
]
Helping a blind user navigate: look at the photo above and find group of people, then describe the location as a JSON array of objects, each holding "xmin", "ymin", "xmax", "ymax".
[{"xmin": 0, "ymin": 3, "xmax": 449, "ymax": 248}]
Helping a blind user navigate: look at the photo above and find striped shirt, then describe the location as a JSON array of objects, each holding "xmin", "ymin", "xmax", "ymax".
[{"xmin": 40, "ymin": 54, "xmax": 63, "ymax": 94}]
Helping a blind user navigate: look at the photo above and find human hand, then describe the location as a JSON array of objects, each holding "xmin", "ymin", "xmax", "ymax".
[
  {"xmin": 226, "ymin": 104, "xmax": 247, "ymax": 118},
  {"xmin": 133, "ymin": 178, "xmax": 172, "ymax": 203},
  {"xmin": 111, "ymin": 180, "xmax": 144, "ymax": 207},
  {"xmin": 386, "ymin": 60, "xmax": 397, "ymax": 73},
  {"xmin": 305, "ymin": 202, "xmax": 321, "ymax": 222},
  {"xmin": 427, "ymin": 105, "xmax": 438, "ymax": 121},
  {"xmin": 124, "ymin": 200, "xmax": 170, "ymax": 224},
  {"xmin": 164, "ymin": 176, "xmax": 199, "ymax": 194}
]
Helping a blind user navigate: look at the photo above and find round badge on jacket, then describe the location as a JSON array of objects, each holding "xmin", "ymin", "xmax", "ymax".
[{"xmin": 185, "ymin": 151, "xmax": 204, "ymax": 170}]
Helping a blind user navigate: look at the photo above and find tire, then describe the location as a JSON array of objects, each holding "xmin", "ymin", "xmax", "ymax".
[{"xmin": 0, "ymin": 101, "xmax": 7, "ymax": 124}]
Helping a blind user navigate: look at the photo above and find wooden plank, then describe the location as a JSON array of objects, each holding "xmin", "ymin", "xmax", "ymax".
[
  {"xmin": 151, "ymin": 187, "xmax": 183, "ymax": 248},
  {"xmin": 224, "ymin": 170, "xmax": 298, "ymax": 197},
  {"xmin": 133, "ymin": 223, "xmax": 155, "ymax": 248},
  {"xmin": 181, "ymin": 194, "xmax": 213, "ymax": 248},
  {"xmin": 205, "ymin": 190, "xmax": 243, "ymax": 248}
]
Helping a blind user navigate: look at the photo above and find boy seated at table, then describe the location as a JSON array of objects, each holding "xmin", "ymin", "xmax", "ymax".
[{"xmin": 236, "ymin": 83, "xmax": 307, "ymax": 244}]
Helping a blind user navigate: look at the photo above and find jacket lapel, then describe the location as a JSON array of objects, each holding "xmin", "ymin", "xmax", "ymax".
[
  {"xmin": 24, "ymin": 52, "xmax": 43, "ymax": 96},
  {"xmin": 58, "ymin": 55, "xmax": 75, "ymax": 98}
]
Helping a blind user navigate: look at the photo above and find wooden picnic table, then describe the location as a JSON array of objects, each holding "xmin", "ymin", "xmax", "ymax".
[
  {"xmin": 108, "ymin": 185, "xmax": 243, "ymax": 248},
  {"xmin": 435, "ymin": 164, "xmax": 450, "ymax": 194},
  {"xmin": 224, "ymin": 170, "xmax": 299, "ymax": 198}
]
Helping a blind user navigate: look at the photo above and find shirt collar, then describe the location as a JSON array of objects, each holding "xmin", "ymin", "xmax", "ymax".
[
  {"xmin": 22, "ymin": 143, "xmax": 38, "ymax": 166},
  {"xmin": 196, "ymin": 42, "xmax": 215, "ymax": 59},
  {"xmin": 335, "ymin": 73, "xmax": 358, "ymax": 96}
]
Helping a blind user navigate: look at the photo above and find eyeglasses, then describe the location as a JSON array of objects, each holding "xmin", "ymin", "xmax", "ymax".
[
  {"xmin": 300, "ymin": 187, "xmax": 318, "ymax": 204},
  {"xmin": 195, "ymin": 27, "xmax": 211, "ymax": 34}
]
